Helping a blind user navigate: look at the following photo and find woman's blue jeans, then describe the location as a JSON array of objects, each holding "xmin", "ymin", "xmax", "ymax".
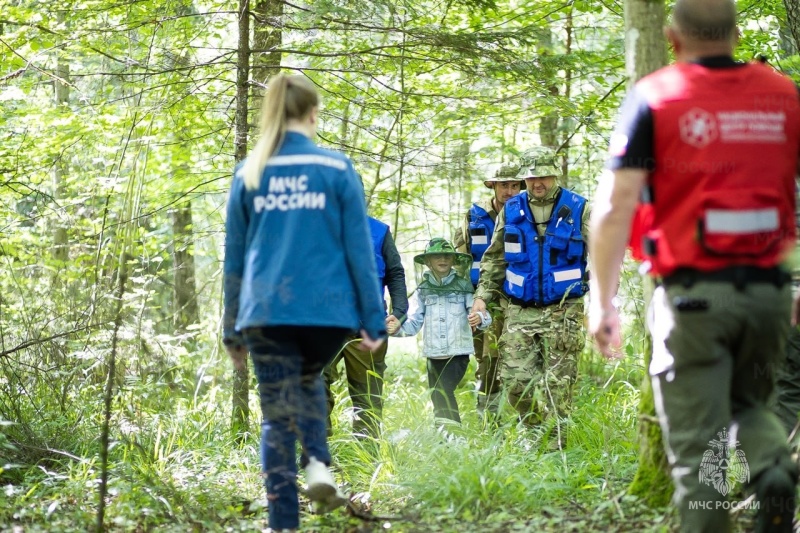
[{"xmin": 243, "ymin": 326, "xmax": 350, "ymax": 530}]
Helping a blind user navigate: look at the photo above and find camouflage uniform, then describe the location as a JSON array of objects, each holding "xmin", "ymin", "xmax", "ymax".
[
  {"xmin": 454, "ymin": 198, "xmax": 505, "ymax": 408},
  {"xmin": 474, "ymin": 168, "xmax": 590, "ymax": 427}
]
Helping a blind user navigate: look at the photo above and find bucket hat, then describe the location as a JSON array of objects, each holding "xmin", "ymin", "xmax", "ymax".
[{"xmin": 413, "ymin": 238, "xmax": 472, "ymax": 267}]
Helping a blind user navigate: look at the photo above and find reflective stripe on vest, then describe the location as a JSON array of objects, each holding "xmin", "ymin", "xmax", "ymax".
[
  {"xmin": 705, "ymin": 208, "xmax": 779, "ymax": 234},
  {"xmin": 553, "ymin": 268, "xmax": 582, "ymax": 283},
  {"xmin": 506, "ymin": 270, "xmax": 524, "ymax": 288},
  {"xmin": 468, "ymin": 204, "xmax": 495, "ymax": 287},
  {"xmin": 504, "ymin": 242, "xmax": 522, "ymax": 254}
]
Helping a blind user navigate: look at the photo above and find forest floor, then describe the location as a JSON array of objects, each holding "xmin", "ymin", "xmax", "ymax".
[{"xmin": 0, "ymin": 343, "xmax": 772, "ymax": 532}]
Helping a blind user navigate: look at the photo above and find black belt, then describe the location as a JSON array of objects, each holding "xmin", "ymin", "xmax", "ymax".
[
  {"xmin": 660, "ymin": 266, "xmax": 790, "ymax": 290},
  {"xmin": 508, "ymin": 295, "xmax": 582, "ymax": 309}
]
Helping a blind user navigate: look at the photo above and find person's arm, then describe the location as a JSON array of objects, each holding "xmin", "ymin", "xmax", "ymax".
[
  {"xmin": 465, "ymin": 290, "xmax": 492, "ymax": 330},
  {"xmin": 472, "ymin": 209, "xmax": 508, "ymax": 312},
  {"xmin": 396, "ymin": 291, "xmax": 424, "ymax": 336},
  {"xmin": 581, "ymin": 202, "xmax": 592, "ymax": 242},
  {"xmin": 381, "ymin": 230, "xmax": 409, "ymax": 320},
  {"xmin": 581, "ymin": 199, "xmax": 592, "ymax": 281},
  {"xmin": 340, "ymin": 163, "xmax": 387, "ymax": 343},
  {"xmin": 454, "ymin": 212, "xmax": 470, "ymax": 254},
  {"xmin": 588, "ymin": 168, "xmax": 646, "ymax": 358},
  {"xmin": 223, "ymin": 174, "xmax": 247, "ymax": 348},
  {"xmin": 588, "ymin": 84, "xmax": 654, "ymax": 357},
  {"xmin": 223, "ymin": 173, "xmax": 249, "ymax": 370}
]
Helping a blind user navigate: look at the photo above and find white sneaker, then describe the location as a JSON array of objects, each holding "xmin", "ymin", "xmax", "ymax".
[{"xmin": 305, "ymin": 457, "xmax": 348, "ymax": 514}]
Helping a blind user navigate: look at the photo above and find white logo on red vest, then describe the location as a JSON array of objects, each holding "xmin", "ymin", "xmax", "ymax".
[{"xmin": 679, "ymin": 108, "xmax": 718, "ymax": 148}]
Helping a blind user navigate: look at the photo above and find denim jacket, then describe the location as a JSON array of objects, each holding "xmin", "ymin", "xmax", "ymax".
[{"xmin": 395, "ymin": 270, "xmax": 491, "ymax": 359}]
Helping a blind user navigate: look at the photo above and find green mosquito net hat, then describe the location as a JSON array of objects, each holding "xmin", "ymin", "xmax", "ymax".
[{"xmin": 412, "ymin": 238, "xmax": 473, "ymax": 294}]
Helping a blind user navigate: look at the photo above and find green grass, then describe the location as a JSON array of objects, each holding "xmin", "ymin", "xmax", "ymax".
[{"xmin": 0, "ymin": 348, "xmax": 683, "ymax": 532}]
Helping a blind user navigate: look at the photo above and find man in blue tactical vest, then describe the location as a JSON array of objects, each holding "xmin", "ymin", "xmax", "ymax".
[
  {"xmin": 454, "ymin": 164, "xmax": 524, "ymax": 418},
  {"xmin": 471, "ymin": 147, "xmax": 589, "ymax": 447},
  {"xmin": 324, "ymin": 216, "xmax": 408, "ymax": 438}
]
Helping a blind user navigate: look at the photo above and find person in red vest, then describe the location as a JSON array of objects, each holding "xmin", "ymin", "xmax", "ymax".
[{"xmin": 588, "ymin": 0, "xmax": 800, "ymax": 531}]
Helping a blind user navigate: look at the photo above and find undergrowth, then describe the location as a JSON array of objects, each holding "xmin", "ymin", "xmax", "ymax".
[{"xmin": 0, "ymin": 348, "xmax": 684, "ymax": 532}]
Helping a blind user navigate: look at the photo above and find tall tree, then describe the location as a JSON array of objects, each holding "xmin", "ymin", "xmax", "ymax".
[
  {"xmin": 623, "ymin": 0, "xmax": 671, "ymax": 507},
  {"xmin": 231, "ymin": 0, "xmax": 252, "ymax": 440},
  {"xmin": 252, "ymin": 0, "xmax": 282, "ymax": 93},
  {"xmin": 785, "ymin": 0, "xmax": 800, "ymax": 47},
  {"xmin": 52, "ymin": 10, "xmax": 69, "ymax": 272},
  {"xmin": 171, "ymin": 200, "xmax": 198, "ymax": 331}
]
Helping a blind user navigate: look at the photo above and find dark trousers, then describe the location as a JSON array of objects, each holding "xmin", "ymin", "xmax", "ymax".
[
  {"xmin": 649, "ymin": 282, "xmax": 795, "ymax": 532},
  {"xmin": 427, "ymin": 355, "xmax": 470, "ymax": 424},
  {"xmin": 324, "ymin": 336, "xmax": 389, "ymax": 438},
  {"xmin": 242, "ymin": 326, "xmax": 350, "ymax": 531}
]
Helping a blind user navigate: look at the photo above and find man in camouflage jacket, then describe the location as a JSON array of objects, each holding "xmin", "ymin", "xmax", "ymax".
[{"xmin": 472, "ymin": 148, "xmax": 589, "ymax": 446}]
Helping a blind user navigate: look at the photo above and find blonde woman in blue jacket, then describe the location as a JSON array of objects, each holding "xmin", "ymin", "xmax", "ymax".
[
  {"xmin": 223, "ymin": 74, "xmax": 386, "ymax": 533},
  {"xmin": 386, "ymin": 238, "xmax": 491, "ymax": 426}
]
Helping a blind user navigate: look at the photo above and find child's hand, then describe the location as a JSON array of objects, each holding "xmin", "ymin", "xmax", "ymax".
[
  {"xmin": 468, "ymin": 312, "xmax": 482, "ymax": 329},
  {"xmin": 386, "ymin": 315, "xmax": 400, "ymax": 335}
]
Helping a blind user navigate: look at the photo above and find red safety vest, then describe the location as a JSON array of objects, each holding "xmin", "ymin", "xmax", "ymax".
[{"xmin": 628, "ymin": 62, "xmax": 800, "ymax": 276}]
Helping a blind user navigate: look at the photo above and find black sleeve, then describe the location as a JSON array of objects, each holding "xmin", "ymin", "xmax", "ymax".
[
  {"xmin": 606, "ymin": 85, "xmax": 655, "ymax": 171},
  {"xmin": 381, "ymin": 230, "xmax": 409, "ymax": 319}
]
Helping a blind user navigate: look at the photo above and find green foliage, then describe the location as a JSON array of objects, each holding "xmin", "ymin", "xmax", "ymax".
[
  {"xmin": 0, "ymin": 0, "xmax": 795, "ymax": 530},
  {"xmin": 1, "ymin": 348, "xmax": 676, "ymax": 532}
]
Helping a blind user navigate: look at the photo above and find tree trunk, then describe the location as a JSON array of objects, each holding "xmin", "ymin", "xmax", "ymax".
[
  {"xmin": 784, "ymin": 0, "xmax": 800, "ymax": 51},
  {"xmin": 535, "ymin": 28, "xmax": 559, "ymax": 150},
  {"xmin": 171, "ymin": 201, "xmax": 198, "ymax": 331},
  {"xmin": 624, "ymin": 0, "xmax": 668, "ymax": 89},
  {"xmin": 231, "ymin": 0, "xmax": 251, "ymax": 440},
  {"xmin": 52, "ymin": 11, "xmax": 69, "ymax": 270},
  {"xmin": 561, "ymin": 8, "xmax": 573, "ymax": 181},
  {"xmin": 624, "ymin": 0, "xmax": 671, "ymax": 507},
  {"xmin": 252, "ymin": 0, "xmax": 282, "ymax": 88}
]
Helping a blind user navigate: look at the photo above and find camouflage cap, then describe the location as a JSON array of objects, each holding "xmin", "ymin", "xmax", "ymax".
[
  {"xmin": 414, "ymin": 237, "xmax": 472, "ymax": 265},
  {"xmin": 518, "ymin": 147, "xmax": 560, "ymax": 178},
  {"xmin": 484, "ymin": 163, "xmax": 526, "ymax": 189}
]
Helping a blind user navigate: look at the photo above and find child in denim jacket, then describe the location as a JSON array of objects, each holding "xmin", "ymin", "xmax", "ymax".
[{"xmin": 386, "ymin": 238, "xmax": 491, "ymax": 426}]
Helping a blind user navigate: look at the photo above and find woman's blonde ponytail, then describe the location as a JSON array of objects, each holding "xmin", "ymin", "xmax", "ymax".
[{"xmin": 240, "ymin": 74, "xmax": 319, "ymax": 191}]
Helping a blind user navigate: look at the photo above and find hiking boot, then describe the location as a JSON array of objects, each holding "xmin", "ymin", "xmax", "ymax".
[
  {"xmin": 311, "ymin": 491, "xmax": 348, "ymax": 515},
  {"xmin": 304, "ymin": 457, "xmax": 348, "ymax": 515}
]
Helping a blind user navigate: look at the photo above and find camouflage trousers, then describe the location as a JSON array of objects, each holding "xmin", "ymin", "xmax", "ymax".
[
  {"xmin": 497, "ymin": 300, "xmax": 585, "ymax": 425},
  {"xmin": 473, "ymin": 303, "xmax": 505, "ymax": 401}
]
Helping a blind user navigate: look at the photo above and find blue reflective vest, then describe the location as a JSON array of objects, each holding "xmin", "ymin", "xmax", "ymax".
[
  {"xmin": 468, "ymin": 203, "xmax": 495, "ymax": 287},
  {"xmin": 368, "ymin": 217, "xmax": 388, "ymax": 288},
  {"xmin": 503, "ymin": 190, "xmax": 588, "ymax": 306}
]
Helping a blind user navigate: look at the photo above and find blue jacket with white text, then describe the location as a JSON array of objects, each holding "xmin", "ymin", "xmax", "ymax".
[{"xmin": 223, "ymin": 131, "xmax": 387, "ymax": 345}]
